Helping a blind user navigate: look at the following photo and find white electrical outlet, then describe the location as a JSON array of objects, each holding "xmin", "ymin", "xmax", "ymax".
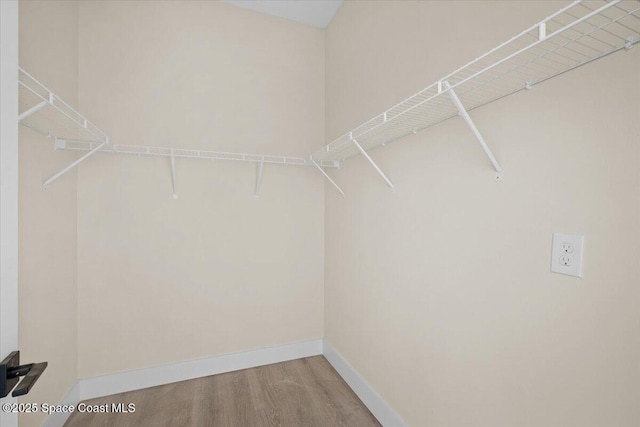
[
  {"xmin": 561, "ymin": 242, "xmax": 574, "ymax": 254},
  {"xmin": 551, "ymin": 233, "xmax": 584, "ymax": 278}
]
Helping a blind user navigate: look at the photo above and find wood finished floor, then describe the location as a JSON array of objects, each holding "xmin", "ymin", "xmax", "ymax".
[{"xmin": 64, "ymin": 356, "xmax": 381, "ymax": 427}]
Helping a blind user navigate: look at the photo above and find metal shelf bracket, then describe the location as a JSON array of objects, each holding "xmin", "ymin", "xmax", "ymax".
[
  {"xmin": 443, "ymin": 81, "xmax": 504, "ymax": 180},
  {"xmin": 42, "ymin": 140, "xmax": 107, "ymax": 191},
  {"xmin": 170, "ymin": 151, "xmax": 178, "ymax": 199},
  {"xmin": 350, "ymin": 134, "xmax": 395, "ymax": 191},
  {"xmin": 254, "ymin": 161, "xmax": 264, "ymax": 199},
  {"xmin": 18, "ymin": 100, "xmax": 47, "ymax": 122},
  {"xmin": 311, "ymin": 158, "xmax": 345, "ymax": 196}
]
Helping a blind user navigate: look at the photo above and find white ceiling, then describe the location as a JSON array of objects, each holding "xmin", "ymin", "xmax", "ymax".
[{"xmin": 222, "ymin": 0, "xmax": 343, "ymax": 29}]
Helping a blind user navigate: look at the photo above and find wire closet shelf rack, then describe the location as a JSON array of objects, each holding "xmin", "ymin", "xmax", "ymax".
[
  {"xmin": 17, "ymin": 0, "xmax": 640, "ymax": 195},
  {"xmin": 17, "ymin": 68, "xmax": 339, "ymax": 193},
  {"xmin": 310, "ymin": 0, "xmax": 639, "ymax": 191}
]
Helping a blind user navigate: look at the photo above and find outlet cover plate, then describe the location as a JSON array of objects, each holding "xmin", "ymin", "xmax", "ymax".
[{"xmin": 551, "ymin": 233, "xmax": 584, "ymax": 278}]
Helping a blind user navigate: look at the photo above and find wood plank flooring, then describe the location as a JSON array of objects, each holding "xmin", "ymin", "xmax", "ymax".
[{"xmin": 64, "ymin": 356, "xmax": 381, "ymax": 427}]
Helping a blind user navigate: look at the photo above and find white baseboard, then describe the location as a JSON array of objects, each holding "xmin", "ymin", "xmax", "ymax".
[
  {"xmin": 79, "ymin": 339, "xmax": 322, "ymax": 401},
  {"xmin": 43, "ymin": 339, "xmax": 322, "ymax": 427},
  {"xmin": 43, "ymin": 339, "xmax": 405, "ymax": 427},
  {"xmin": 42, "ymin": 381, "xmax": 80, "ymax": 427},
  {"xmin": 322, "ymin": 339, "xmax": 407, "ymax": 427}
]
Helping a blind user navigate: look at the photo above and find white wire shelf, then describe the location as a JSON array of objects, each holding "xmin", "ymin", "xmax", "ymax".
[
  {"xmin": 18, "ymin": 68, "xmax": 338, "ymax": 169},
  {"xmin": 19, "ymin": 68, "xmax": 110, "ymax": 147},
  {"xmin": 17, "ymin": 0, "xmax": 639, "ymax": 195},
  {"xmin": 52, "ymin": 139, "xmax": 323, "ymax": 167},
  {"xmin": 311, "ymin": 0, "xmax": 640, "ymax": 164}
]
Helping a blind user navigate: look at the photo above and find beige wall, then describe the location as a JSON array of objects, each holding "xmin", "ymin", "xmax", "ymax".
[
  {"xmin": 18, "ymin": 2, "xmax": 79, "ymax": 427},
  {"xmin": 75, "ymin": 1, "xmax": 325, "ymax": 378},
  {"xmin": 16, "ymin": 1, "xmax": 640, "ymax": 426},
  {"xmin": 324, "ymin": 1, "xmax": 640, "ymax": 426}
]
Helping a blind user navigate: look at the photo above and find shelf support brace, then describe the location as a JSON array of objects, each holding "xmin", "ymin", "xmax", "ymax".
[
  {"xmin": 18, "ymin": 101, "xmax": 48, "ymax": 122},
  {"xmin": 350, "ymin": 135, "xmax": 394, "ymax": 191},
  {"xmin": 443, "ymin": 81, "xmax": 503, "ymax": 180},
  {"xmin": 170, "ymin": 151, "xmax": 178, "ymax": 199},
  {"xmin": 42, "ymin": 141, "xmax": 107, "ymax": 191},
  {"xmin": 311, "ymin": 158, "xmax": 345, "ymax": 196},
  {"xmin": 254, "ymin": 161, "xmax": 264, "ymax": 199}
]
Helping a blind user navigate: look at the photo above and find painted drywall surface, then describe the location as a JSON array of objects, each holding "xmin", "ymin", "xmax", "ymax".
[
  {"xmin": 18, "ymin": 2, "xmax": 79, "ymax": 427},
  {"xmin": 324, "ymin": 1, "xmax": 640, "ymax": 426},
  {"xmin": 76, "ymin": 1, "xmax": 325, "ymax": 377}
]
